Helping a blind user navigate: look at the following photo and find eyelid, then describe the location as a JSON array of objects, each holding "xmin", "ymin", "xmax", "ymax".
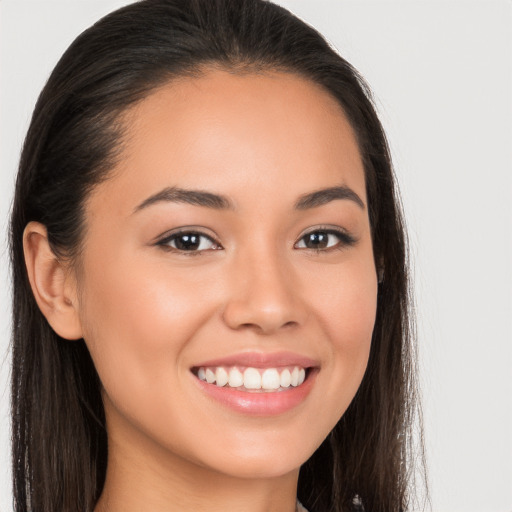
[
  {"xmin": 154, "ymin": 224, "xmax": 357, "ymax": 255},
  {"xmin": 155, "ymin": 227, "xmax": 223, "ymax": 254},
  {"xmin": 294, "ymin": 225, "xmax": 357, "ymax": 251}
]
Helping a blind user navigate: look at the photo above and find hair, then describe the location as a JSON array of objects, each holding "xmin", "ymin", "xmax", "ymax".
[{"xmin": 10, "ymin": 1, "xmax": 426, "ymax": 511}]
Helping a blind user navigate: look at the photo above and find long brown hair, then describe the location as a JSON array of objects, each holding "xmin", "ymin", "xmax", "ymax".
[{"xmin": 10, "ymin": 1, "xmax": 427, "ymax": 510}]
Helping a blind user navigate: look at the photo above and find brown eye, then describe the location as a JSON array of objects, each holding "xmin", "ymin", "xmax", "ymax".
[
  {"xmin": 295, "ymin": 229, "xmax": 356, "ymax": 251},
  {"xmin": 300, "ymin": 231, "xmax": 331, "ymax": 249},
  {"xmin": 158, "ymin": 231, "xmax": 220, "ymax": 252}
]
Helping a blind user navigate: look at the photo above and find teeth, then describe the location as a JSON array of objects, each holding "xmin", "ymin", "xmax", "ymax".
[
  {"xmin": 261, "ymin": 369, "xmax": 280, "ymax": 390},
  {"xmin": 243, "ymin": 368, "xmax": 262, "ymax": 389},
  {"xmin": 215, "ymin": 367, "xmax": 229, "ymax": 387},
  {"xmin": 195, "ymin": 365, "xmax": 308, "ymax": 391},
  {"xmin": 205, "ymin": 368, "xmax": 216, "ymax": 384},
  {"xmin": 280, "ymin": 369, "xmax": 291, "ymax": 388},
  {"xmin": 228, "ymin": 368, "xmax": 244, "ymax": 388},
  {"xmin": 290, "ymin": 367, "xmax": 299, "ymax": 386}
]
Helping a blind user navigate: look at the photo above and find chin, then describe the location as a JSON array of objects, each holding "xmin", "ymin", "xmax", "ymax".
[
  {"xmin": 213, "ymin": 454, "xmax": 305, "ymax": 480},
  {"xmin": 193, "ymin": 428, "xmax": 324, "ymax": 480}
]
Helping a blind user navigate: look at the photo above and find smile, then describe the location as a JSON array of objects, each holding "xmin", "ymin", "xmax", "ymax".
[
  {"xmin": 190, "ymin": 353, "xmax": 318, "ymax": 416},
  {"xmin": 194, "ymin": 366, "xmax": 307, "ymax": 392}
]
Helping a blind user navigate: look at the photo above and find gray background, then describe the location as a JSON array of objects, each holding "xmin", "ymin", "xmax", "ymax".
[{"xmin": 1, "ymin": 1, "xmax": 511, "ymax": 511}]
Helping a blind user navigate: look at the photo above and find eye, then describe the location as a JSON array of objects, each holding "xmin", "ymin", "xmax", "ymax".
[
  {"xmin": 295, "ymin": 228, "xmax": 356, "ymax": 251},
  {"xmin": 157, "ymin": 230, "xmax": 221, "ymax": 254}
]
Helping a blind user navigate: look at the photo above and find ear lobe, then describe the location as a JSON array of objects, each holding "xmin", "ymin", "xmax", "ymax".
[{"xmin": 23, "ymin": 221, "xmax": 83, "ymax": 340}]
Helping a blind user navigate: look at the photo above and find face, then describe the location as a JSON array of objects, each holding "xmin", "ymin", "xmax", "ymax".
[{"xmin": 74, "ymin": 69, "xmax": 378, "ymax": 480}]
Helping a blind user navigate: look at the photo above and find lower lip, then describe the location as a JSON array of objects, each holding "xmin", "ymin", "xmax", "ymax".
[{"xmin": 193, "ymin": 370, "xmax": 317, "ymax": 416}]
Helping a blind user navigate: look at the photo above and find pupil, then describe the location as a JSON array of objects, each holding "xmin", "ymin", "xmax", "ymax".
[
  {"xmin": 307, "ymin": 232, "xmax": 328, "ymax": 249},
  {"xmin": 176, "ymin": 234, "xmax": 200, "ymax": 250}
]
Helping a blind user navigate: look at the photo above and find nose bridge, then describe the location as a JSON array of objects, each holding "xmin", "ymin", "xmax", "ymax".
[
  {"xmin": 222, "ymin": 237, "xmax": 305, "ymax": 334},
  {"xmin": 245, "ymin": 243, "xmax": 292, "ymax": 301}
]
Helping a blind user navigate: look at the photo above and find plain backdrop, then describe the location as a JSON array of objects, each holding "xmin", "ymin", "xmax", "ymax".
[{"xmin": 1, "ymin": 1, "xmax": 511, "ymax": 511}]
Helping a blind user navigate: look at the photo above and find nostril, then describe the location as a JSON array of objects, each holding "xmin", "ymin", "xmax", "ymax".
[
  {"xmin": 236, "ymin": 320, "xmax": 298, "ymax": 335},
  {"xmin": 222, "ymin": 300, "xmax": 304, "ymax": 334}
]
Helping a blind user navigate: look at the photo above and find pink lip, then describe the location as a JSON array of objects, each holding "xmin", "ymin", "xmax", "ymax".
[
  {"xmin": 190, "ymin": 351, "xmax": 319, "ymax": 416},
  {"xmin": 193, "ymin": 368, "xmax": 318, "ymax": 416},
  {"xmin": 192, "ymin": 351, "xmax": 319, "ymax": 369}
]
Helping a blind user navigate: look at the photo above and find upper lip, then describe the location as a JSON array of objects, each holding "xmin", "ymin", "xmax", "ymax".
[{"xmin": 192, "ymin": 351, "xmax": 319, "ymax": 369}]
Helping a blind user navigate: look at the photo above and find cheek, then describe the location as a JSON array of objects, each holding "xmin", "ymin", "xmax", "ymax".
[
  {"xmin": 312, "ymin": 253, "xmax": 377, "ymax": 348},
  {"xmin": 338, "ymin": 276, "xmax": 376, "ymax": 373},
  {"xmin": 308, "ymin": 252, "xmax": 377, "ymax": 406},
  {"xmin": 335, "ymin": 277, "xmax": 377, "ymax": 356},
  {"xmin": 76, "ymin": 251, "xmax": 211, "ymax": 404}
]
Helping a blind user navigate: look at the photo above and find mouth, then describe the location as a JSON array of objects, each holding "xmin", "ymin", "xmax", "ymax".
[
  {"xmin": 190, "ymin": 352, "xmax": 319, "ymax": 415},
  {"xmin": 191, "ymin": 365, "xmax": 311, "ymax": 393}
]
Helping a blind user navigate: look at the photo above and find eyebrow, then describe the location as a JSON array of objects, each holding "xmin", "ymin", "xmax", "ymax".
[
  {"xmin": 294, "ymin": 185, "xmax": 365, "ymax": 210},
  {"xmin": 134, "ymin": 187, "xmax": 234, "ymax": 212},
  {"xmin": 133, "ymin": 185, "xmax": 365, "ymax": 213}
]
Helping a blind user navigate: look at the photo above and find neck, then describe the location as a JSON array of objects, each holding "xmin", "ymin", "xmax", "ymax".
[{"xmin": 95, "ymin": 411, "xmax": 300, "ymax": 512}]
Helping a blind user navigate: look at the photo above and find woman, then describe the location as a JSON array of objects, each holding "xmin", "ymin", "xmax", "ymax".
[{"xmin": 10, "ymin": 0, "xmax": 425, "ymax": 511}]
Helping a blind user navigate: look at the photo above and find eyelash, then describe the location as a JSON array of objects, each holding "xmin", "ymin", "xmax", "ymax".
[
  {"xmin": 156, "ymin": 227, "xmax": 357, "ymax": 256},
  {"xmin": 295, "ymin": 228, "xmax": 357, "ymax": 252},
  {"xmin": 156, "ymin": 229, "xmax": 222, "ymax": 255}
]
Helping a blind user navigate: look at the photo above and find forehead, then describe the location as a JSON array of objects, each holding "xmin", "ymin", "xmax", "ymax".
[{"xmin": 90, "ymin": 68, "xmax": 366, "ymax": 214}]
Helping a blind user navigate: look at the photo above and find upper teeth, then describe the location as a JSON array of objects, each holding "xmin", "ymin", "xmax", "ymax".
[{"xmin": 196, "ymin": 366, "xmax": 307, "ymax": 391}]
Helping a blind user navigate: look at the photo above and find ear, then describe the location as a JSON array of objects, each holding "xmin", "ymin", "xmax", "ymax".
[{"xmin": 23, "ymin": 221, "xmax": 83, "ymax": 340}]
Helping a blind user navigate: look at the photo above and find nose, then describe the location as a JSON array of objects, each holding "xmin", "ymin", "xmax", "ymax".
[{"xmin": 221, "ymin": 248, "xmax": 308, "ymax": 335}]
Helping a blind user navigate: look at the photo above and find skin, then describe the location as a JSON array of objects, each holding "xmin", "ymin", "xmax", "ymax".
[{"xmin": 24, "ymin": 69, "xmax": 378, "ymax": 512}]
